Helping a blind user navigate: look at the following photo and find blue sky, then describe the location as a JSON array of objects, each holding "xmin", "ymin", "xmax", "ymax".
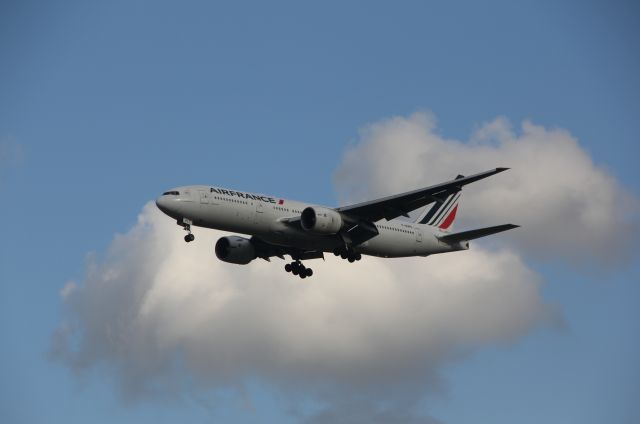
[{"xmin": 1, "ymin": 1, "xmax": 639, "ymax": 423}]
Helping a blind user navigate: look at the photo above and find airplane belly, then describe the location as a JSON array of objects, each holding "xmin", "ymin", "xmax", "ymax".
[
  {"xmin": 261, "ymin": 229, "xmax": 342, "ymax": 251},
  {"xmin": 356, "ymin": 230, "xmax": 431, "ymax": 258}
]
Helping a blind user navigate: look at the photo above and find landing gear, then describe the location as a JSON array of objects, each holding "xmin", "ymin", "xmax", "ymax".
[
  {"xmin": 180, "ymin": 218, "xmax": 194, "ymax": 243},
  {"xmin": 333, "ymin": 248, "xmax": 362, "ymax": 263},
  {"xmin": 284, "ymin": 261, "xmax": 313, "ymax": 279}
]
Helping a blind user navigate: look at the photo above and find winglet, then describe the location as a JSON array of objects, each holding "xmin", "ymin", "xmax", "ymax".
[{"xmin": 452, "ymin": 167, "xmax": 509, "ymax": 186}]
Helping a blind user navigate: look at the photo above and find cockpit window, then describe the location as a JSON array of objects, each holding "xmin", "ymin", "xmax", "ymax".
[{"xmin": 163, "ymin": 191, "xmax": 179, "ymax": 196}]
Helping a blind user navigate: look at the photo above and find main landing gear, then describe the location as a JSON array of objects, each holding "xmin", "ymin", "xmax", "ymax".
[
  {"xmin": 333, "ymin": 248, "xmax": 362, "ymax": 263},
  {"xmin": 180, "ymin": 218, "xmax": 195, "ymax": 243},
  {"xmin": 284, "ymin": 261, "xmax": 313, "ymax": 279}
]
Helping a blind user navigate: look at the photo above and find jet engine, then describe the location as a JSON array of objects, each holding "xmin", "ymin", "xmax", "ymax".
[
  {"xmin": 214, "ymin": 236, "xmax": 256, "ymax": 265},
  {"xmin": 300, "ymin": 206, "xmax": 343, "ymax": 234}
]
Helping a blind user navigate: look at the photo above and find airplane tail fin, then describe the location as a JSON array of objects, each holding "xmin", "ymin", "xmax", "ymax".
[{"xmin": 414, "ymin": 174, "xmax": 463, "ymax": 232}]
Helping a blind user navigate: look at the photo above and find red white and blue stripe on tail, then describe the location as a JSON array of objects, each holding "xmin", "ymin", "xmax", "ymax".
[{"xmin": 414, "ymin": 175, "xmax": 463, "ymax": 231}]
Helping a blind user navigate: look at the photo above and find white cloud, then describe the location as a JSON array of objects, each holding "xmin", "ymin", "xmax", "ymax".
[
  {"xmin": 59, "ymin": 282, "xmax": 77, "ymax": 299},
  {"xmin": 52, "ymin": 202, "xmax": 553, "ymax": 413},
  {"xmin": 54, "ymin": 110, "xmax": 639, "ymax": 419},
  {"xmin": 334, "ymin": 112, "xmax": 639, "ymax": 265}
]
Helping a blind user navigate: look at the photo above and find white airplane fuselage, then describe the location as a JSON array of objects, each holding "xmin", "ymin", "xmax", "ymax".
[{"xmin": 156, "ymin": 185, "xmax": 465, "ymax": 259}]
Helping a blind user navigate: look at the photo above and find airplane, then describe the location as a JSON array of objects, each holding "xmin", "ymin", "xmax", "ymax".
[{"xmin": 155, "ymin": 168, "xmax": 518, "ymax": 278}]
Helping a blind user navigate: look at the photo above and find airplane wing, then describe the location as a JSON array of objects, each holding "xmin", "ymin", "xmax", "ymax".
[{"xmin": 336, "ymin": 168, "xmax": 509, "ymax": 222}]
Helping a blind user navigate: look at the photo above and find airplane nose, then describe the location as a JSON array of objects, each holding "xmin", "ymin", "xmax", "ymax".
[
  {"xmin": 156, "ymin": 192, "xmax": 184, "ymax": 219},
  {"xmin": 156, "ymin": 196, "xmax": 171, "ymax": 214}
]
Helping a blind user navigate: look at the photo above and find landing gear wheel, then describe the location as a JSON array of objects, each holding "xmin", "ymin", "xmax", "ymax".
[
  {"xmin": 285, "ymin": 261, "xmax": 313, "ymax": 278},
  {"xmin": 355, "ymin": 253, "xmax": 362, "ymax": 261},
  {"xmin": 181, "ymin": 218, "xmax": 194, "ymax": 243},
  {"xmin": 348, "ymin": 256, "xmax": 355, "ymax": 263}
]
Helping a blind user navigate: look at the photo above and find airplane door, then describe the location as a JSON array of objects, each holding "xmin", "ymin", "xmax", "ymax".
[
  {"xmin": 199, "ymin": 190, "xmax": 209, "ymax": 204},
  {"xmin": 415, "ymin": 228, "xmax": 423, "ymax": 242},
  {"xmin": 254, "ymin": 202, "xmax": 263, "ymax": 224}
]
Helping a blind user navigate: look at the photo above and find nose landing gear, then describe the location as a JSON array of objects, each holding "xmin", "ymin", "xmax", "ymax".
[
  {"xmin": 285, "ymin": 261, "xmax": 313, "ymax": 279},
  {"xmin": 180, "ymin": 218, "xmax": 195, "ymax": 243}
]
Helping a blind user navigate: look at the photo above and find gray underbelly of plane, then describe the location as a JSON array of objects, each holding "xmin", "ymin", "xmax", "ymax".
[{"xmin": 259, "ymin": 231, "xmax": 344, "ymax": 252}]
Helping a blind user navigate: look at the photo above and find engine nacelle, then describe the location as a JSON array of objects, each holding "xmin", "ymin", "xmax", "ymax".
[
  {"xmin": 214, "ymin": 236, "xmax": 256, "ymax": 265},
  {"xmin": 300, "ymin": 206, "xmax": 343, "ymax": 234}
]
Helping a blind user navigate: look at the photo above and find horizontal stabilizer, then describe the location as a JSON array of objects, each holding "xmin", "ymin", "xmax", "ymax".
[{"xmin": 438, "ymin": 224, "xmax": 519, "ymax": 244}]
